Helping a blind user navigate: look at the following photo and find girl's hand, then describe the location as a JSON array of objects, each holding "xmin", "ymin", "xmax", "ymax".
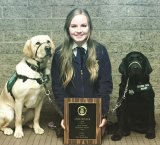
[
  {"xmin": 61, "ymin": 119, "xmax": 65, "ymax": 129},
  {"xmin": 99, "ymin": 118, "xmax": 107, "ymax": 136},
  {"xmin": 99, "ymin": 118, "xmax": 107, "ymax": 127}
]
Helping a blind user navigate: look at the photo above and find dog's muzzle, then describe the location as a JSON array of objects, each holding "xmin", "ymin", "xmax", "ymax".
[
  {"xmin": 45, "ymin": 47, "xmax": 52, "ymax": 57},
  {"xmin": 128, "ymin": 61, "xmax": 142, "ymax": 75}
]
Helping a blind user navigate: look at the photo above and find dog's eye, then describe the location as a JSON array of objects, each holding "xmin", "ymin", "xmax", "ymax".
[
  {"xmin": 137, "ymin": 56, "xmax": 143, "ymax": 62},
  {"xmin": 36, "ymin": 42, "xmax": 41, "ymax": 45},
  {"xmin": 47, "ymin": 40, "xmax": 50, "ymax": 44}
]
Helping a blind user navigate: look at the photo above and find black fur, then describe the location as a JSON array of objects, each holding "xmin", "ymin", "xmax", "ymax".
[{"xmin": 111, "ymin": 51, "xmax": 156, "ymax": 141}]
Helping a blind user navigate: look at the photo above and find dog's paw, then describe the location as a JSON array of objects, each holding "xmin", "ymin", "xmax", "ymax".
[
  {"xmin": 14, "ymin": 130, "xmax": 24, "ymax": 138},
  {"xmin": 111, "ymin": 133, "xmax": 123, "ymax": 141},
  {"xmin": 34, "ymin": 127, "xmax": 44, "ymax": 134},
  {"xmin": 123, "ymin": 131, "xmax": 130, "ymax": 136},
  {"xmin": 3, "ymin": 128, "xmax": 13, "ymax": 135},
  {"xmin": 55, "ymin": 127, "xmax": 64, "ymax": 138},
  {"xmin": 145, "ymin": 131, "xmax": 156, "ymax": 139}
]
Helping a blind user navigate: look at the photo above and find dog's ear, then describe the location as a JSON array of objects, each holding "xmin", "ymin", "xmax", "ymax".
[
  {"xmin": 23, "ymin": 40, "xmax": 33, "ymax": 58},
  {"xmin": 119, "ymin": 58, "xmax": 127, "ymax": 76},
  {"xmin": 144, "ymin": 55, "xmax": 153, "ymax": 74}
]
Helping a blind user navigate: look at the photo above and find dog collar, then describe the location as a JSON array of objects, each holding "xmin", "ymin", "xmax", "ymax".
[{"xmin": 25, "ymin": 60, "xmax": 45, "ymax": 73}]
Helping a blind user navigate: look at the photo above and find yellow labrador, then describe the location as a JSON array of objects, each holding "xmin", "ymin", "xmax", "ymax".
[{"xmin": 0, "ymin": 35, "xmax": 55, "ymax": 138}]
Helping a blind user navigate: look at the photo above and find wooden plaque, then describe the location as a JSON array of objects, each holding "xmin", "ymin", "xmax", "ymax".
[{"xmin": 64, "ymin": 98, "xmax": 102, "ymax": 145}]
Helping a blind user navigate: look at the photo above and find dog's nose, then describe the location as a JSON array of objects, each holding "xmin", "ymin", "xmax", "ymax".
[
  {"xmin": 45, "ymin": 47, "xmax": 52, "ymax": 56},
  {"xmin": 133, "ymin": 65, "xmax": 139, "ymax": 69}
]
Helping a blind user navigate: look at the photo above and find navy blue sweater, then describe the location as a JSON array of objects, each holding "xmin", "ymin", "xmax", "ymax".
[{"xmin": 51, "ymin": 43, "xmax": 113, "ymax": 117}]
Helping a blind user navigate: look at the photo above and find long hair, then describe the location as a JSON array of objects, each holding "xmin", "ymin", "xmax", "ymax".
[{"xmin": 60, "ymin": 8, "xmax": 99, "ymax": 87}]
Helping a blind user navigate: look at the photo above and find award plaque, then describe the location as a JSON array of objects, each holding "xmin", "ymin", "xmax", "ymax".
[{"xmin": 64, "ymin": 98, "xmax": 102, "ymax": 145}]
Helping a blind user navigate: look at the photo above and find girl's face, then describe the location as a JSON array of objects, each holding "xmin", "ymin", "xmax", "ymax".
[{"xmin": 69, "ymin": 14, "xmax": 90, "ymax": 46}]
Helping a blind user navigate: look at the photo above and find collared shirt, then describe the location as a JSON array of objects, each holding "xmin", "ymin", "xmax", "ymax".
[
  {"xmin": 51, "ymin": 42, "xmax": 113, "ymax": 116},
  {"xmin": 72, "ymin": 42, "xmax": 87, "ymax": 56}
]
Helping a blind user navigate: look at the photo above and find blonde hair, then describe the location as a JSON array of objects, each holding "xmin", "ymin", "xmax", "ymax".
[{"xmin": 60, "ymin": 8, "xmax": 99, "ymax": 87}]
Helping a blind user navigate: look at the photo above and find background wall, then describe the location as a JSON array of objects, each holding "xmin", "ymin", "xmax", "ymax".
[{"xmin": 0, "ymin": 0, "xmax": 160, "ymax": 114}]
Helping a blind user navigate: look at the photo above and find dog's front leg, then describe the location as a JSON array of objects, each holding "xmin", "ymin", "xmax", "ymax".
[
  {"xmin": 33, "ymin": 99, "xmax": 44, "ymax": 134},
  {"xmin": 14, "ymin": 99, "xmax": 24, "ymax": 138}
]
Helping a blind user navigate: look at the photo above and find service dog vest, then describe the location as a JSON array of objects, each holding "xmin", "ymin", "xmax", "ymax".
[
  {"xmin": 7, "ymin": 71, "xmax": 50, "ymax": 99},
  {"xmin": 7, "ymin": 71, "xmax": 17, "ymax": 94}
]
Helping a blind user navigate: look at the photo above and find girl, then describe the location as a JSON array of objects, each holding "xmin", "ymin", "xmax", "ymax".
[{"xmin": 51, "ymin": 8, "xmax": 113, "ymax": 136}]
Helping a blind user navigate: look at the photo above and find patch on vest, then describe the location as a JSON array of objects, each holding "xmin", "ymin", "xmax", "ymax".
[
  {"xmin": 7, "ymin": 71, "xmax": 18, "ymax": 92},
  {"xmin": 128, "ymin": 84, "xmax": 152, "ymax": 95}
]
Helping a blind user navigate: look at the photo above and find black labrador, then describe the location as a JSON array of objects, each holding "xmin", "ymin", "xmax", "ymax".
[{"xmin": 111, "ymin": 51, "xmax": 156, "ymax": 141}]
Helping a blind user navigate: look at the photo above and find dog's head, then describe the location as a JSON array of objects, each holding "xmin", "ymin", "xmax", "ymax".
[
  {"xmin": 119, "ymin": 51, "xmax": 152, "ymax": 77},
  {"xmin": 23, "ymin": 35, "xmax": 55, "ymax": 62}
]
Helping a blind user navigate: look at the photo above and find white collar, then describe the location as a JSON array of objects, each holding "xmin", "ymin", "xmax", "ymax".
[
  {"xmin": 72, "ymin": 42, "xmax": 87, "ymax": 56},
  {"xmin": 72, "ymin": 42, "xmax": 87, "ymax": 51}
]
